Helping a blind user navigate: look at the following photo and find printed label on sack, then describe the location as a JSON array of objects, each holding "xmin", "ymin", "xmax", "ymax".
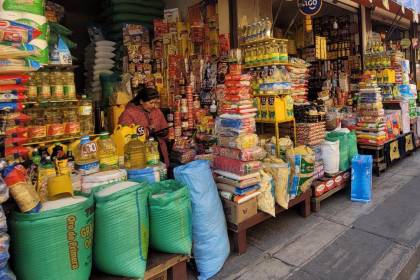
[
  {"xmin": 325, "ymin": 179, "xmax": 335, "ymax": 191},
  {"xmin": 66, "ymin": 215, "xmax": 79, "ymax": 270},
  {"xmin": 334, "ymin": 175, "xmax": 343, "ymax": 186},
  {"xmin": 75, "ymin": 161, "xmax": 99, "ymax": 175}
]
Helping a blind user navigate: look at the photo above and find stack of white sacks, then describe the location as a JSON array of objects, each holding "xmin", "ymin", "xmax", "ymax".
[{"xmin": 84, "ymin": 40, "xmax": 116, "ymax": 101}]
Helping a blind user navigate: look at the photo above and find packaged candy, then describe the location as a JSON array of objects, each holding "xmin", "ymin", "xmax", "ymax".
[{"xmin": 0, "ymin": 74, "xmax": 29, "ymax": 85}]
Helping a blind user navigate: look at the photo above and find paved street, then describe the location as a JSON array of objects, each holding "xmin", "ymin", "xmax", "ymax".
[{"xmin": 199, "ymin": 152, "xmax": 420, "ymax": 280}]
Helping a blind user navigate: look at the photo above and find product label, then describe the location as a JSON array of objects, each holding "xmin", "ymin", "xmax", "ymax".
[
  {"xmin": 80, "ymin": 142, "xmax": 97, "ymax": 156},
  {"xmin": 47, "ymin": 123, "xmax": 65, "ymax": 137},
  {"xmin": 64, "ymin": 84, "xmax": 76, "ymax": 99},
  {"xmin": 51, "ymin": 85, "xmax": 64, "ymax": 98},
  {"xmin": 39, "ymin": 85, "xmax": 51, "ymax": 99},
  {"xmin": 66, "ymin": 215, "xmax": 79, "ymax": 270},
  {"xmin": 79, "ymin": 105, "xmax": 92, "ymax": 116},
  {"xmin": 75, "ymin": 161, "xmax": 99, "ymax": 175},
  {"xmin": 9, "ymin": 182, "xmax": 40, "ymax": 212},
  {"xmin": 27, "ymin": 85, "xmax": 37, "ymax": 99},
  {"xmin": 99, "ymin": 155, "xmax": 119, "ymax": 170},
  {"xmin": 29, "ymin": 125, "xmax": 46, "ymax": 138},
  {"xmin": 66, "ymin": 122, "xmax": 80, "ymax": 134}
]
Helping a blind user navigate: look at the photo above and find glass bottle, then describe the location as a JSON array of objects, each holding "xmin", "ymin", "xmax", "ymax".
[
  {"xmin": 38, "ymin": 71, "xmax": 51, "ymax": 102},
  {"xmin": 27, "ymin": 72, "xmax": 38, "ymax": 102},
  {"xmin": 63, "ymin": 71, "xmax": 76, "ymax": 100},
  {"xmin": 50, "ymin": 71, "xmax": 64, "ymax": 101}
]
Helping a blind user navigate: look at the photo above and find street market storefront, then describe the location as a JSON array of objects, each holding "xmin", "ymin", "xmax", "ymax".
[{"xmin": 0, "ymin": 0, "xmax": 418, "ymax": 279}]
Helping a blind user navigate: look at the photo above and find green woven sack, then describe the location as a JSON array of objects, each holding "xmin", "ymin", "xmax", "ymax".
[
  {"xmin": 94, "ymin": 181, "xmax": 149, "ymax": 278},
  {"xmin": 9, "ymin": 196, "xmax": 94, "ymax": 280},
  {"xmin": 149, "ymin": 180, "xmax": 192, "ymax": 255},
  {"xmin": 326, "ymin": 132, "xmax": 350, "ymax": 171},
  {"xmin": 348, "ymin": 131, "xmax": 358, "ymax": 163}
]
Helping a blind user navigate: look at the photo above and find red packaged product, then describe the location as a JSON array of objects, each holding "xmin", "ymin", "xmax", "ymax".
[
  {"xmin": 325, "ymin": 179, "xmax": 335, "ymax": 192},
  {"xmin": 226, "ymin": 87, "xmax": 250, "ymax": 96},
  {"xmin": 0, "ymin": 74, "xmax": 29, "ymax": 85},
  {"xmin": 213, "ymin": 156, "xmax": 261, "ymax": 176},
  {"xmin": 0, "ymin": 84, "xmax": 26, "ymax": 94},
  {"xmin": 224, "ymin": 94, "xmax": 252, "ymax": 102},
  {"xmin": 225, "ymin": 74, "xmax": 252, "ymax": 81},
  {"xmin": 5, "ymin": 126, "xmax": 28, "ymax": 137},
  {"xmin": 5, "ymin": 137, "xmax": 28, "ymax": 145},
  {"xmin": 3, "ymin": 164, "xmax": 27, "ymax": 186},
  {"xmin": 225, "ymin": 80, "xmax": 251, "ymax": 88},
  {"xmin": 5, "ymin": 146, "xmax": 29, "ymax": 159},
  {"xmin": 229, "ymin": 64, "xmax": 243, "ymax": 75},
  {"xmin": 212, "ymin": 145, "xmax": 266, "ymax": 161},
  {"xmin": 313, "ymin": 181, "xmax": 326, "ymax": 197}
]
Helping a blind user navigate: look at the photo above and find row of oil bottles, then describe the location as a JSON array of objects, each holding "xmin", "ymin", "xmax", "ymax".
[{"xmin": 31, "ymin": 129, "xmax": 161, "ymax": 177}]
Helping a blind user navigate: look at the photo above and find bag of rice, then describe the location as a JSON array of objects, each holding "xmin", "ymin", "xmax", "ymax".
[
  {"xmin": 263, "ymin": 157, "xmax": 290, "ymax": 209},
  {"xmin": 257, "ymin": 170, "xmax": 276, "ymax": 217},
  {"xmin": 94, "ymin": 181, "xmax": 149, "ymax": 278},
  {"xmin": 10, "ymin": 196, "xmax": 94, "ymax": 280}
]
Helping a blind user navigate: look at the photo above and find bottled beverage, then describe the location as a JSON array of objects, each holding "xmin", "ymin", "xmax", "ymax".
[
  {"xmin": 146, "ymin": 137, "xmax": 160, "ymax": 166},
  {"xmin": 63, "ymin": 71, "xmax": 76, "ymax": 100},
  {"xmin": 37, "ymin": 71, "xmax": 51, "ymax": 102},
  {"xmin": 46, "ymin": 109, "xmax": 65, "ymax": 139},
  {"xmin": 50, "ymin": 71, "xmax": 64, "ymax": 101},
  {"xmin": 27, "ymin": 72, "xmax": 38, "ymax": 102},
  {"xmin": 79, "ymin": 95, "xmax": 94, "ymax": 135},
  {"xmin": 124, "ymin": 134, "xmax": 146, "ymax": 169},
  {"xmin": 64, "ymin": 109, "xmax": 80, "ymax": 137},
  {"xmin": 74, "ymin": 136, "xmax": 99, "ymax": 175},
  {"xmin": 97, "ymin": 131, "xmax": 119, "ymax": 171}
]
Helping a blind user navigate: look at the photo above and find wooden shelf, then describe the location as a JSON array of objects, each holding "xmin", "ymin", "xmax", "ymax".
[
  {"xmin": 244, "ymin": 61, "xmax": 290, "ymax": 69},
  {"xmin": 256, "ymin": 118, "xmax": 294, "ymax": 124},
  {"xmin": 240, "ymin": 37, "xmax": 287, "ymax": 47},
  {"xmin": 42, "ymin": 64, "xmax": 78, "ymax": 70}
]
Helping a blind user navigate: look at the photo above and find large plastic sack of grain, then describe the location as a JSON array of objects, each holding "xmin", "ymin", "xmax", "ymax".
[
  {"xmin": 258, "ymin": 170, "xmax": 276, "ymax": 217},
  {"xmin": 149, "ymin": 180, "xmax": 192, "ymax": 255},
  {"xmin": 0, "ymin": 265, "xmax": 15, "ymax": 280},
  {"xmin": 321, "ymin": 140, "xmax": 340, "ymax": 174},
  {"xmin": 348, "ymin": 131, "xmax": 358, "ymax": 164},
  {"xmin": 128, "ymin": 168, "xmax": 160, "ymax": 183},
  {"xmin": 326, "ymin": 132, "xmax": 350, "ymax": 171},
  {"xmin": 213, "ymin": 156, "xmax": 261, "ymax": 176},
  {"xmin": 263, "ymin": 157, "xmax": 290, "ymax": 209},
  {"xmin": 81, "ymin": 169, "xmax": 127, "ymax": 194},
  {"xmin": 9, "ymin": 196, "xmax": 94, "ymax": 280},
  {"xmin": 174, "ymin": 160, "xmax": 229, "ymax": 280},
  {"xmin": 351, "ymin": 155, "xmax": 373, "ymax": 203},
  {"xmin": 94, "ymin": 181, "xmax": 149, "ymax": 278},
  {"xmin": 0, "ymin": 1, "xmax": 49, "ymax": 64},
  {"xmin": 287, "ymin": 146, "xmax": 315, "ymax": 195}
]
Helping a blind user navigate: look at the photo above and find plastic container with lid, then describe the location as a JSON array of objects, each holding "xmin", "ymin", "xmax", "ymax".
[
  {"xmin": 50, "ymin": 71, "xmax": 64, "ymax": 101},
  {"xmin": 64, "ymin": 109, "xmax": 80, "ymax": 137},
  {"xmin": 46, "ymin": 109, "xmax": 65, "ymax": 139},
  {"xmin": 97, "ymin": 131, "xmax": 118, "ymax": 171},
  {"xmin": 63, "ymin": 71, "xmax": 76, "ymax": 100},
  {"xmin": 124, "ymin": 134, "xmax": 147, "ymax": 169},
  {"xmin": 37, "ymin": 71, "xmax": 51, "ymax": 102}
]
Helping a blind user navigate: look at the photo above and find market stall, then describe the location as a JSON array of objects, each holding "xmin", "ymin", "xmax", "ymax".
[{"xmin": 0, "ymin": 0, "xmax": 419, "ymax": 279}]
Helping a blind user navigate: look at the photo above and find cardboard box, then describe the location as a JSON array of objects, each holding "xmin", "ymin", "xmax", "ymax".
[{"xmin": 222, "ymin": 197, "xmax": 257, "ymax": 224}]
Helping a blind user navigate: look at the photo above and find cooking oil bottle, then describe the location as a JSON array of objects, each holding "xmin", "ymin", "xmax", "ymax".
[
  {"xmin": 124, "ymin": 134, "xmax": 146, "ymax": 169},
  {"xmin": 97, "ymin": 131, "xmax": 118, "ymax": 171},
  {"xmin": 79, "ymin": 95, "xmax": 94, "ymax": 135},
  {"xmin": 74, "ymin": 135, "xmax": 99, "ymax": 175},
  {"xmin": 146, "ymin": 137, "xmax": 160, "ymax": 166}
]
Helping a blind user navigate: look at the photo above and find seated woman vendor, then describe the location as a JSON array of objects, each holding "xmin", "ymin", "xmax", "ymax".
[{"xmin": 118, "ymin": 87, "xmax": 169, "ymax": 167}]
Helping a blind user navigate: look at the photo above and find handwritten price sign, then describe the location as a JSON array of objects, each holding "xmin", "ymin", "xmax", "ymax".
[{"xmin": 297, "ymin": 0, "xmax": 322, "ymax": 16}]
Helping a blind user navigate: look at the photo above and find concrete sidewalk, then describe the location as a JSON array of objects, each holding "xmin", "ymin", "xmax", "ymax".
[{"xmin": 203, "ymin": 152, "xmax": 420, "ymax": 280}]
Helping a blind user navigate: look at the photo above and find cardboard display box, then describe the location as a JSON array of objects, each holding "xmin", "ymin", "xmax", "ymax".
[{"xmin": 222, "ymin": 197, "xmax": 257, "ymax": 224}]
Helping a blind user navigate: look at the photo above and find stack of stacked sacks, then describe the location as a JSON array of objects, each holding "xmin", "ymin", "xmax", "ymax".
[
  {"xmin": 296, "ymin": 122, "xmax": 326, "ymax": 146},
  {"xmin": 0, "ymin": 177, "xmax": 15, "ymax": 279},
  {"xmin": 84, "ymin": 40, "xmax": 116, "ymax": 101},
  {"xmin": 103, "ymin": 0, "xmax": 164, "ymax": 43},
  {"xmin": 0, "ymin": 1, "xmax": 49, "ymax": 64},
  {"xmin": 214, "ymin": 68, "xmax": 264, "ymax": 204},
  {"xmin": 356, "ymin": 74, "xmax": 387, "ymax": 145},
  {"xmin": 287, "ymin": 58, "xmax": 309, "ymax": 103}
]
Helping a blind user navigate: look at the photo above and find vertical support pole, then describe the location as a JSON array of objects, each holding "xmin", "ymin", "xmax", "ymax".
[
  {"xmin": 409, "ymin": 22, "xmax": 417, "ymax": 83},
  {"xmin": 359, "ymin": 6, "xmax": 373, "ymax": 71},
  {"xmin": 229, "ymin": 0, "xmax": 238, "ymax": 48}
]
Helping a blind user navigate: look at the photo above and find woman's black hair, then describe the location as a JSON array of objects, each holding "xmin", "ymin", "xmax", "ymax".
[{"xmin": 130, "ymin": 85, "xmax": 159, "ymax": 106}]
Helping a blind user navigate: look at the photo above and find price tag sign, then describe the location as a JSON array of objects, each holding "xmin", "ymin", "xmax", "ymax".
[
  {"xmin": 297, "ymin": 0, "xmax": 322, "ymax": 16},
  {"xmin": 136, "ymin": 126, "xmax": 145, "ymax": 137}
]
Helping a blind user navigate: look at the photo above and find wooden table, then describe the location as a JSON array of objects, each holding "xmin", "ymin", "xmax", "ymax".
[
  {"xmin": 91, "ymin": 251, "xmax": 189, "ymax": 280},
  {"xmin": 227, "ymin": 189, "xmax": 312, "ymax": 255}
]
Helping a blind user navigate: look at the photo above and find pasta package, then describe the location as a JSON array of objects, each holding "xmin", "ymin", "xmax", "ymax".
[
  {"xmin": 212, "ymin": 145, "xmax": 266, "ymax": 161},
  {"xmin": 217, "ymin": 133, "xmax": 258, "ymax": 149},
  {"xmin": 213, "ymin": 156, "xmax": 261, "ymax": 176}
]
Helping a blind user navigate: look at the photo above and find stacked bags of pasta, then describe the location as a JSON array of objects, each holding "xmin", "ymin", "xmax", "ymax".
[{"xmin": 0, "ymin": 0, "xmax": 49, "ymax": 65}]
